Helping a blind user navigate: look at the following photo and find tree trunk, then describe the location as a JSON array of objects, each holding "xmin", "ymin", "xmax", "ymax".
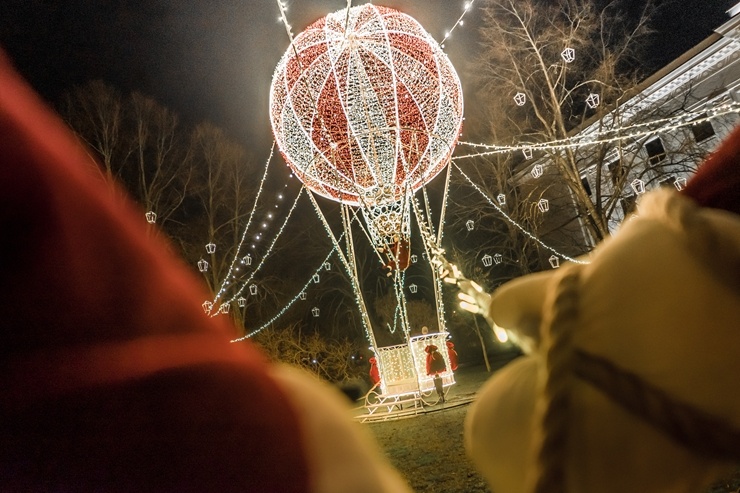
[{"xmin": 473, "ymin": 316, "xmax": 492, "ymax": 372}]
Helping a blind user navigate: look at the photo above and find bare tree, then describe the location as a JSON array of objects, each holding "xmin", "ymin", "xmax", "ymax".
[
  {"xmin": 129, "ymin": 93, "xmax": 192, "ymax": 227},
  {"xmin": 185, "ymin": 122, "xmax": 256, "ymax": 297},
  {"xmin": 470, "ymin": 0, "xmax": 658, "ymax": 243},
  {"xmin": 61, "ymin": 80, "xmax": 130, "ymax": 183}
]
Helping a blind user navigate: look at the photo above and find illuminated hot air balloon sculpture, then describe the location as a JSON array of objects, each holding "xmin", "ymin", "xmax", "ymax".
[{"xmin": 269, "ymin": 4, "xmax": 463, "ymax": 404}]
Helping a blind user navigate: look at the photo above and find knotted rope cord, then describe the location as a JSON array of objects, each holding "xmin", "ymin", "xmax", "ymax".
[
  {"xmin": 573, "ymin": 350, "xmax": 740, "ymax": 460},
  {"xmin": 533, "ymin": 267, "xmax": 581, "ymax": 493},
  {"xmin": 533, "ymin": 265, "xmax": 740, "ymax": 493}
]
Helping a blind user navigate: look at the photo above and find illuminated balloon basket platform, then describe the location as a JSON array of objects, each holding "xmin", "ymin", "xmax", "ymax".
[{"xmin": 355, "ymin": 332, "xmax": 456, "ymax": 423}]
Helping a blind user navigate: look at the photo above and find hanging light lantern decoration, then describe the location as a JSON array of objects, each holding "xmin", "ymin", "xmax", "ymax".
[
  {"xmin": 237, "ymin": 296, "xmax": 247, "ymax": 308},
  {"xmin": 300, "ymin": 292, "xmax": 307, "ymax": 300},
  {"xmin": 312, "ymin": 307, "xmax": 320, "ymax": 318},
  {"xmin": 145, "ymin": 211, "xmax": 157, "ymax": 224},
  {"xmin": 269, "ymin": 4, "xmax": 463, "ymax": 245},
  {"xmin": 197, "ymin": 259, "xmax": 209, "ymax": 272},
  {"xmin": 324, "ymin": 262, "xmax": 331, "ymax": 271},
  {"xmin": 561, "ymin": 47, "xmax": 575, "ymax": 63},
  {"xmin": 631, "ymin": 179, "xmax": 646, "ymax": 194},
  {"xmin": 482, "ymin": 254, "xmax": 493, "ymax": 267},
  {"xmin": 674, "ymin": 177, "xmax": 687, "ymax": 191},
  {"xmin": 531, "ymin": 164, "xmax": 543, "ymax": 178},
  {"xmin": 537, "ymin": 198, "xmax": 550, "ymax": 213},
  {"xmin": 497, "ymin": 194, "xmax": 506, "ymax": 206},
  {"xmin": 411, "ymin": 254, "xmax": 418, "ymax": 263},
  {"xmin": 513, "ymin": 92, "xmax": 527, "ymax": 106},
  {"xmin": 243, "ymin": 254, "xmax": 252, "ymax": 266},
  {"xmin": 249, "ymin": 284, "xmax": 258, "ymax": 295},
  {"xmin": 586, "ymin": 93, "xmax": 600, "ymax": 109},
  {"xmin": 522, "ymin": 147, "xmax": 533, "ymax": 160},
  {"xmin": 205, "ymin": 242, "xmax": 216, "ymax": 254},
  {"xmin": 202, "ymin": 301, "xmax": 213, "ymax": 314},
  {"xmin": 549, "ymin": 255, "xmax": 561, "ymax": 268},
  {"xmin": 409, "ymin": 283, "xmax": 418, "ymax": 294},
  {"xmin": 220, "ymin": 303, "xmax": 230, "ymax": 314},
  {"xmin": 493, "ymin": 253, "xmax": 503, "ymax": 265},
  {"xmin": 466, "ymin": 220, "xmax": 475, "ymax": 231},
  {"xmin": 313, "ymin": 274, "xmax": 320, "ymax": 283}
]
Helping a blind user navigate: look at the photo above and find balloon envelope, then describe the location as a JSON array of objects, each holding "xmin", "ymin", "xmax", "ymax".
[{"xmin": 269, "ymin": 4, "xmax": 464, "ymax": 208}]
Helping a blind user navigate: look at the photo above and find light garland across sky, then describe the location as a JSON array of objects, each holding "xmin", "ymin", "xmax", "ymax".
[
  {"xmin": 453, "ymin": 101, "xmax": 740, "ymax": 160},
  {"xmin": 453, "ymin": 162, "xmax": 590, "ymax": 264},
  {"xmin": 231, "ymin": 241, "xmax": 342, "ymax": 342},
  {"xmin": 214, "ymin": 186, "xmax": 306, "ymax": 314},
  {"xmin": 439, "ymin": 0, "xmax": 476, "ymax": 48},
  {"xmin": 211, "ymin": 143, "xmax": 275, "ymax": 305}
]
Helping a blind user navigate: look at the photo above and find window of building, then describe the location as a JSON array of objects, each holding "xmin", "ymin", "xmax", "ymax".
[
  {"xmin": 690, "ymin": 117, "xmax": 715, "ymax": 142},
  {"xmin": 645, "ymin": 138, "xmax": 666, "ymax": 165},
  {"xmin": 580, "ymin": 175, "xmax": 592, "ymax": 197}
]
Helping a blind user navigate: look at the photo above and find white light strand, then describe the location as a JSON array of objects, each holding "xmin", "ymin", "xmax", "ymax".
[
  {"xmin": 411, "ymin": 194, "xmax": 450, "ymax": 333},
  {"xmin": 212, "ymin": 143, "xmax": 276, "ymax": 304},
  {"xmin": 275, "ymin": 0, "xmax": 294, "ymax": 42},
  {"xmin": 453, "ymin": 101, "xmax": 740, "ymax": 160},
  {"xmin": 453, "ymin": 163, "xmax": 589, "ymax": 264},
  {"xmin": 231, "ymin": 242, "xmax": 342, "ymax": 342},
  {"xmin": 390, "ymin": 268, "xmax": 411, "ymax": 337},
  {"xmin": 215, "ymin": 186, "xmax": 305, "ymax": 313},
  {"xmin": 439, "ymin": 0, "xmax": 477, "ymax": 47},
  {"xmin": 305, "ymin": 192, "xmax": 377, "ymax": 346}
]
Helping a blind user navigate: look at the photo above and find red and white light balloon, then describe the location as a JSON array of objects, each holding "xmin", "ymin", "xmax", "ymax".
[{"xmin": 269, "ymin": 4, "xmax": 464, "ymax": 209}]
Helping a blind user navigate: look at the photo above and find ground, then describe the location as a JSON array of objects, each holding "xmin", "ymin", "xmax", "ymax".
[{"xmin": 363, "ymin": 362, "xmax": 740, "ymax": 493}]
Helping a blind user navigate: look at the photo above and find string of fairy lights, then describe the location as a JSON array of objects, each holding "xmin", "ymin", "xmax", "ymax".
[
  {"xmin": 231, "ymin": 240, "xmax": 342, "ymax": 342},
  {"xmin": 453, "ymin": 101, "xmax": 740, "ymax": 160},
  {"xmin": 220, "ymin": 95, "xmax": 735, "ymax": 333},
  {"xmin": 210, "ymin": 142, "xmax": 275, "ymax": 307},
  {"xmin": 213, "ymin": 186, "xmax": 306, "ymax": 315},
  {"xmin": 207, "ymin": 103, "xmax": 740, "ymax": 337},
  {"xmin": 452, "ymin": 162, "xmax": 590, "ymax": 264},
  {"xmin": 439, "ymin": 0, "xmax": 476, "ymax": 48}
]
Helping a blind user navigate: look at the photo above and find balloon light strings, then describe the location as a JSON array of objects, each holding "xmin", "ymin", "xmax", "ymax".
[
  {"xmin": 453, "ymin": 163, "xmax": 590, "ymax": 264},
  {"xmin": 215, "ymin": 186, "xmax": 306, "ymax": 314},
  {"xmin": 212, "ymin": 142, "xmax": 275, "ymax": 304},
  {"xmin": 306, "ymin": 191, "xmax": 378, "ymax": 346},
  {"xmin": 439, "ymin": 0, "xmax": 477, "ymax": 48},
  {"xmin": 231, "ymin": 241, "xmax": 342, "ymax": 341}
]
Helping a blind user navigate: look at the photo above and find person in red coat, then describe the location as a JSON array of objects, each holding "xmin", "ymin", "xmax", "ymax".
[
  {"xmin": 368, "ymin": 356, "xmax": 381, "ymax": 387},
  {"xmin": 446, "ymin": 340, "xmax": 459, "ymax": 371},
  {"xmin": 0, "ymin": 49, "xmax": 411, "ymax": 493},
  {"xmin": 425, "ymin": 345, "xmax": 447, "ymax": 402}
]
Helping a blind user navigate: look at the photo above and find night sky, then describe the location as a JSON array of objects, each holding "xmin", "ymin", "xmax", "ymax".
[{"xmin": 0, "ymin": 0, "xmax": 734, "ymax": 158}]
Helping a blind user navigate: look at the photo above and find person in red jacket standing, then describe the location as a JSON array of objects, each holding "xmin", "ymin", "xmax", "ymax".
[
  {"xmin": 368, "ymin": 356, "xmax": 381, "ymax": 388},
  {"xmin": 446, "ymin": 340, "xmax": 459, "ymax": 371},
  {"xmin": 425, "ymin": 345, "xmax": 447, "ymax": 403}
]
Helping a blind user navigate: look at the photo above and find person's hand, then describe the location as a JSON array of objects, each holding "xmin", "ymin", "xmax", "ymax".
[
  {"xmin": 436, "ymin": 260, "xmax": 509, "ymax": 342},
  {"xmin": 457, "ymin": 279, "xmax": 491, "ymax": 319},
  {"xmin": 457, "ymin": 280, "xmax": 510, "ymax": 343}
]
